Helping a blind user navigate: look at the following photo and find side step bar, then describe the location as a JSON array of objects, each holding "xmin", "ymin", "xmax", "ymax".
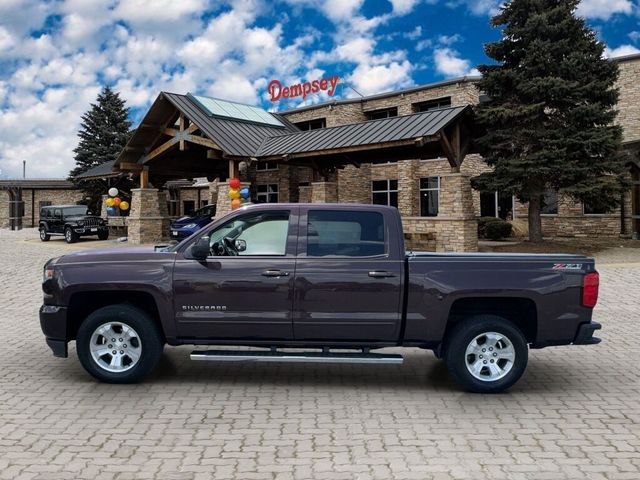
[{"xmin": 190, "ymin": 349, "xmax": 403, "ymax": 365}]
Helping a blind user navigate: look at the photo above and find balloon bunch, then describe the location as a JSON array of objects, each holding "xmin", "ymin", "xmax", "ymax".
[
  {"xmin": 228, "ymin": 178, "xmax": 250, "ymax": 209},
  {"xmin": 105, "ymin": 187, "xmax": 129, "ymax": 216}
]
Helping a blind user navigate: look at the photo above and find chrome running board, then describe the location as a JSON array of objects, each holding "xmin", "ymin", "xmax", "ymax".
[{"xmin": 190, "ymin": 349, "xmax": 403, "ymax": 365}]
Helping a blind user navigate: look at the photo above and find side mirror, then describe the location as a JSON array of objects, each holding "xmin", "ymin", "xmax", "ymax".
[
  {"xmin": 235, "ymin": 239, "xmax": 247, "ymax": 252},
  {"xmin": 187, "ymin": 236, "xmax": 210, "ymax": 259}
]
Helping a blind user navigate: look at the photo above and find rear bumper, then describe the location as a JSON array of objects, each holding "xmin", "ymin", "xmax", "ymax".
[
  {"xmin": 39, "ymin": 305, "xmax": 69, "ymax": 358},
  {"xmin": 573, "ymin": 321, "xmax": 602, "ymax": 345}
]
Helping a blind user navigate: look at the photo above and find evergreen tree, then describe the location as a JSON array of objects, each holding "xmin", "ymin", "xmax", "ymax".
[
  {"xmin": 472, "ymin": 0, "xmax": 626, "ymax": 242},
  {"xmin": 69, "ymin": 87, "xmax": 131, "ymax": 208}
]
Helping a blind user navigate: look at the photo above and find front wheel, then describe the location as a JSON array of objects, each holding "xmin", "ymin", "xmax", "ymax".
[
  {"xmin": 98, "ymin": 230, "xmax": 109, "ymax": 240},
  {"xmin": 64, "ymin": 227, "xmax": 78, "ymax": 244},
  {"xmin": 76, "ymin": 304, "xmax": 164, "ymax": 383},
  {"xmin": 444, "ymin": 315, "xmax": 528, "ymax": 393}
]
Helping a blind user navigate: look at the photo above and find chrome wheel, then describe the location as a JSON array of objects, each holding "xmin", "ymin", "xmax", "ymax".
[
  {"xmin": 65, "ymin": 229, "xmax": 72, "ymax": 242},
  {"xmin": 89, "ymin": 322, "xmax": 142, "ymax": 373},
  {"xmin": 465, "ymin": 331, "xmax": 515, "ymax": 382},
  {"xmin": 40, "ymin": 228, "xmax": 46, "ymax": 240}
]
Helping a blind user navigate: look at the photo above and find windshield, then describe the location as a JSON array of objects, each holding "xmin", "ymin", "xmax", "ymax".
[
  {"xmin": 193, "ymin": 205, "xmax": 215, "ymax": 218},
  {"xmin": 64, "ymin": 206, "xmax": 89, "ymax": 216}
]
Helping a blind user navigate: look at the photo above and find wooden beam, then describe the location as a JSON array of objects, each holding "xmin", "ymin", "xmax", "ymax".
[
  {"xmin": 439, "ymin": 131, "xmax": 460, "ymax": 170},
  {"xmin": 140, "ymin": 168, "xmax": 149, "ymax": 188},
  {"xmin": 119, "ymin": 162, "xmax": 144, "ymax": 172},
  {"xmin": 141, "ymin": 137, "xmax": 179, "ymax": 163},
  {"xmin": 183, "ymin": 134, "xmax": 222, "ymax": 150},
  {"xmin": 228, "ymin": 159, "xmax": 238, "ymax": 178},
  {"xmin": 179, "ymin": 114, "xmax": 186, "ymax": 151}
]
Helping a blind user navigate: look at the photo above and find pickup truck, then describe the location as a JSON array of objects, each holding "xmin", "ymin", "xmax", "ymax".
[{"xmin": 40, "ymin": 203, "xmax": 601, "ymax": 393}]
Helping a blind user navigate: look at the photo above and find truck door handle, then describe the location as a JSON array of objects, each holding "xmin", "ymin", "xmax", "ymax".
[
  {"xmin": 262, "ymin": 270, "xmax": 289, "ymax": 277},
  {"xmin": 368, "ymin": 270, "xmax": 396, "ymax": 278}
]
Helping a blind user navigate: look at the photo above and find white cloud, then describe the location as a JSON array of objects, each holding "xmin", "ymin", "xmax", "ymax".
[
  {"xmin": 604, "ymin": 44, "xmax": 640, "ymax": 58},
  {"xmin": 433, "ymin": 47, "xmax": 478, "ymax": 77},
  {"xmin": 389, "ymin": 0, "xmax": 420, "ymax": 15},
  {"xmin": 347, "ymin": 61, "xmax": 413, "ymax": 95},
  {"xmin": 446, "ymin": 0, "xmax": 501, "ymax": 16},
  {"xmin": 576, "ymin": 0, "xmax": 633, "ymax": 20}
]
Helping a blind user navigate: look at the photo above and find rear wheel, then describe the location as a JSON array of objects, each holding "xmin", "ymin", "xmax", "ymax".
[
  {"xmin": 76, "ymin": 304, "xmax": 164, "ymax": 383},
  {"xmin": 39, "ymin": 226, "xmax": 50, "ymax": 241},
  {"xmin": 444, "ymin": 315, "xmax": 528, "ymax": 393},
  {"xmin": 64, "ymin": 227, "xmax": 78, "ymax": 244}
]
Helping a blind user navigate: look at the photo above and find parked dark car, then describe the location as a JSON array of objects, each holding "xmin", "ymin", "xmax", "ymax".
[
  {"xmin": 39, "ymin": 205, "xmax": 108, "ymax": 244},
  {"xmin": 170, "ymin": 204, "xmax": 216, "ymax": 239},
  {"xmin": 40, "ymin": 203, "xmax": 601, "ymax": 392}
]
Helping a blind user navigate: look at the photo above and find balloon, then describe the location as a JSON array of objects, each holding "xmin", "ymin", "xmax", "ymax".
[
  {"xmin": 229, "ymin": 178, "xmax": 241, "ymax": 189},
  {"xmin": 106, "ymin": 206, "xmax": 117, "ymax": 216},
  {"xmin": 105, "ymin": 198, "xmax": 115, "ymax": 207},
  {"xmin": 119, "ymin": 201, "xmax": 129, "ymax": 211},
  {"xmin": 240, "ymin": 187, "xmax": 250, "ymax": 199},
  {"xmin": 113, "ymin": 197, "xmax": 122, "ymax": 206},
  {"xmin": 108, "ymin": 187, "xmax": 118, "ymax": 197},
  {"xmin": 231, "ymin": 198, "xmax": 242, "ymax": 209},
  {"xmin": 228, "ymin": 188, "xmax": 240, "ymax": 200}
]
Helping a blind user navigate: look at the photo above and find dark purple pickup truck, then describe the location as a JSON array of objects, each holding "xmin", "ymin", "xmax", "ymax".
[{"xmin": 40, "ymin": 203, "xmax": 601, "ymax": 393}]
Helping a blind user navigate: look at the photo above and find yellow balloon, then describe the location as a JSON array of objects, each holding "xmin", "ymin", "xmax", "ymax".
[
  {"xmin": 105, "ymin": 198, "xmax": 115, "ymax": 207},
  {"xmin": 228, "ymin": 188, "xmax": 240, "ymax": 200},
  {"xmin": 119, "ymin": 201, "xmax": 129, "ymax": 211}
]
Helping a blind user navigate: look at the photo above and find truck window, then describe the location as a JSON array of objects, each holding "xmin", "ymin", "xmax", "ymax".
[
  {"xmin": 208, "ymin": 211, "xmax": 290, "ymax": 256},
  {"xmin": 306, "ymin": 210, "xmax": 385, "ymax": 257}
]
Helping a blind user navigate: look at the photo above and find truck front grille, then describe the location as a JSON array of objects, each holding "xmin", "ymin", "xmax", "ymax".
[{"xmin": 84, "ymin": 218, "xmax": 101, "ymax": 227}]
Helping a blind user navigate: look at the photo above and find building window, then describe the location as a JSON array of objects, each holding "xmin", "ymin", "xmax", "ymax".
[
  {"xmin": 413, "ymin": 97, "xmax": 452, "ymax": 112},
  {"xmin": 256, "ymin": 161, "xmax": 278, "ymax": 171},
  {"xmin": 294, "ymin": 118, "xmax": 326, "ymax": 131},
  {"xmin": 583, "ymin": 200, "xmax": 609, "ymax": 215},
  {"xmin": 366, "ymin": 107, "xmax": 398, "ymax": 120},
  {"xmin": 183, "ymin": 200, "xmax": 195, "ymax": 216},
  {"xmin": 371, "ymin": 180, "xmax": 398, "ymax": 207},
  {"xmin": 420, "ymin": 177, "xmax": 440, "ymax": 217},
  {"xmin": 257, "ymin": 184, "xmax": 279, "ymax": 203},
  {"xmin": 480, "ymin": 191, "xmax": 514, "ymax": 219},
  {"xmin": 541, "ymin": 190, "xmax": 558, "ymax": 215}
]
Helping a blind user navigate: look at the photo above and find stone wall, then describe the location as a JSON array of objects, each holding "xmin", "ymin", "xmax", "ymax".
[
  {"xmin": 617, "ymin": 56, "xmax": 640, "ymax": 143},
  {"xmin": 311, "ymin": 182, "xmax": 338, "ymax": 203},
  {"xmin": 127, "ymin": 188, "xmax": 170, "ymax": 244}
]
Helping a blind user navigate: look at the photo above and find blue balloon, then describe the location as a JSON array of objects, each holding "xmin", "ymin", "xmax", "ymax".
[
  {"xmin": 106, "ymin": 206, "xmax": 117, "ymax": 216},
  {"xmin": 240, "ymin": 187, "xmax": 250, "ymax": 199}
]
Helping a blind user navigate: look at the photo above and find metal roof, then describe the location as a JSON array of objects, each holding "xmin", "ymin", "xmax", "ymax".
[
  {"xmin": 162, "ymin": 93, "xmax": 299, "ymax": 157},
  {"xmin": 256, "ymin": 105, "xmax": 469, "ymax": 157},
  {"xmin": 74, "ymin": 160, "xmax": 119, "ymax": 180},
  {"xmin": 0, "ymin": 179, "xmax": 75, "ymax": 189}
]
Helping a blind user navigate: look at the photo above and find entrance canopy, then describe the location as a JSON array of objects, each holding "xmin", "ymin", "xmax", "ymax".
[{"xmin": 113, "ymin": 91, "xmax": 476, "ymax": 184}]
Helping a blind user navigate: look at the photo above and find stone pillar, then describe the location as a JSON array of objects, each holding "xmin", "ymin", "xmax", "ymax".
[
  {"xmin": 337, "ymin": 164, "xmax": 371, "ymax": 203},
  {"xmin": 298, "ymin": 185, "xmax": 312, "ymax": 203},
  {"xmin": 398, "ymin": 159, "xmax": 418, "ymax": 216},
  {"xmin": 127, "ymin": 188, "xmax": 170, "ymax": 244},
  {"xmin": 208, "ymin": 180, "xmax": 219, "ymax": 206},
  {"xmin": 435, "ymin": 173, "xmax": 478, "ymax": 252},
  {"xmin": 100, "ymin": 195, "xmax": 108, "ymax": 219},
  {"xmin": 311, "ymin": 182, "xmax": 338, "ymax": 203},
  {"xmin": 0, "ymin": 190, "xmax": 11, "ymax": 228}
]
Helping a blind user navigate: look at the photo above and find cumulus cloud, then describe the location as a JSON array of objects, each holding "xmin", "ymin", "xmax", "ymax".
[
  {"xmin": 576, "ymin": 0, "xmax": 633, "ymax": 21},
  {"xmin": 604, "ymin": 44, "xmax": 640, "ymax": 58},
  {"xmin": 433, "ymin": 47, "xmax": 479, "ymax": 77}
]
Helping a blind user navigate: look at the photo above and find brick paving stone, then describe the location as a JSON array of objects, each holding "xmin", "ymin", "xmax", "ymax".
[{"xmin": 0, "ymin": 228, "xmax": 639, "ymax": 479}]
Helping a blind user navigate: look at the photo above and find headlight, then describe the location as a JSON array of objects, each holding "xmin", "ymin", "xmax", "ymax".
[
  {"xmin": 43, "ymin": 266, "xmax": 55, "ymax": 282},
  {"xmin": 183, "ymin": 223, "xmax": 197, "ymax": 229},
  {"xmin": 77, "ymin": 220, "xmax": 84, "ymax": 226}
]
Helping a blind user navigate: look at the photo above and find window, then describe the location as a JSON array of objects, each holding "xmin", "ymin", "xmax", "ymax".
[
  {"xmin": 307, "ymin": 210, "xmax": 385, "ymax": 257},
  {"xmin": 208, "ymin": 211, "xmax": 290, "ymax": 256},
  {"xmin": 541, "ymin": 190, "xmax": 558, "ymax": 215},
  {"xmin": 257, "ymin": 184, "xmax": 278, "ymax": 203},
  {"xmin": 256, "ymin": 161, "xmax": 278, "ymax": 171},
  {"xmin": 413, "ymin": 97, "xmax": 452, "ymax": 112},
  {"xmin": 366, "ymin": 107, "xmax": 397, "ymax": 120},
  {"xmin": 183, "ymin": 200, "xmax": 195, "ymax": 216},
  {"xmin": 193, "ymin": 205, "xmax": 216, "ymax": 218},
  {"xmin": 53, "ymin": 208, "xmax": 62, "ymax": 218},
  {"xmin": 39, "ymin": 201, "xmax": 52, "ymax": 209},
  {"xmin": 420, "ymin": 177, "xmax": 440, "ymax": 217},
  {"xmin": 294, "ymin": 118, "xmax": 326, "ymax": 131},
  {"xmin": 583, "ymin": 201, "xmax": 609, "ymax": 215},
  {"xmin": 372, "ymin": 180, "xmax": 398, "ymax": 207}
]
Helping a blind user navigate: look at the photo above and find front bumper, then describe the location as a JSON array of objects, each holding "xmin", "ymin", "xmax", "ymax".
[
  {"xmin": 573, "ymin": 321, "xmax": 602, "ymax": 345},
  {"xmin": 73, "ymin": 226, "xmax": 108, "ymax": 235},
  {"xmin": 39, "ymin": 305, "xmax": 69, "ymax": 357}
]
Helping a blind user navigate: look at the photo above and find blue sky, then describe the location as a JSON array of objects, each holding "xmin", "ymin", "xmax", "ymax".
[{"xmin": 0, "ymin": 0, "xmax": 638, "ymax": 178}]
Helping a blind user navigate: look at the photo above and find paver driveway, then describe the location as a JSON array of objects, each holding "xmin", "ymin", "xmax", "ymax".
[{"xmin": 1, "ymin": 229, "xmax": 639, "ymax": 480}]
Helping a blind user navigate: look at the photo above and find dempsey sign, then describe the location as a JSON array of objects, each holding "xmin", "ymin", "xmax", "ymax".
[{"xmin": 268, "ymin": 76, "xmax": 340, "ymax": 102}]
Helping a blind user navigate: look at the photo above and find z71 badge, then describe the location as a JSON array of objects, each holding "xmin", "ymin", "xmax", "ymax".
[{"xmin": 552, "ymin": 263, "xmax": 583, "ymax": 270}]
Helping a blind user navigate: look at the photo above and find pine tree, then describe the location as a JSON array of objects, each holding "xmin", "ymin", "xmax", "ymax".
[
  {"xmin": 472, "ymin": 0, "xmax": 626, "ymax": 242},
  {"xmin": 69, "ymin": 87, "xmax": 131, "ymax": 208}
]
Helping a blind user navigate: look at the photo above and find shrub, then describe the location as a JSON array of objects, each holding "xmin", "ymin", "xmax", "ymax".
[
  {"xmin": 484, "ymin": 219, "xmax": 513, "ymax": 240},
  {"xmin": 478, "ymin": 216, "xmax": 502, "ymax": 238}
]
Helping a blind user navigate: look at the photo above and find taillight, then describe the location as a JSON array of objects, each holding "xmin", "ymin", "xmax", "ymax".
[{"xmin": 582, "ymin": 272, "xmax": 599, "ymax": 308}]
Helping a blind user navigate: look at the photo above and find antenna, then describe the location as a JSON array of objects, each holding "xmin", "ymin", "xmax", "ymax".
[{"xmin": 343, "ymin": 82, "xmax": 364, "ymax": 98}]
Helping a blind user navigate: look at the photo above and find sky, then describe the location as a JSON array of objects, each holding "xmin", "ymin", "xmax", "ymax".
[{"xmin": 0, "ymin": 0, "xmax": 639, "ymax": 179}]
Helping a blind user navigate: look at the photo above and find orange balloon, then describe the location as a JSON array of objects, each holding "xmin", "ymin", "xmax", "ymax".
[
  {"xmin": 113, "ymin": 197, "xmax": 122, "ymax": 206},
  {"xmin": 231, "ymin": 198, "xmax": 242, "ymax": 209}
]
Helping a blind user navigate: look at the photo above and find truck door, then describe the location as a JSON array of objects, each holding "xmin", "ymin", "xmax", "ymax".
[
  {"xmin": 292, "ymin": 207, "xmax": 403, "ymax": 342},
  {"xmin": 172, "ymin": 208, "xmax": 298, "ymax": 340}
]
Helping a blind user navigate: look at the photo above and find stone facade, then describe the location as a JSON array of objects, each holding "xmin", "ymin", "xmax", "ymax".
[
  {"xmin": 127, "ymin": 188, "xmax": 170, "ymax": 244},
  {"xmin": 616, "ymin": 55, "xmax": 640, "ymax": 143},
  {"xmin": 0, "ymin": 186, "xmax": 83, "ymax": 229}
]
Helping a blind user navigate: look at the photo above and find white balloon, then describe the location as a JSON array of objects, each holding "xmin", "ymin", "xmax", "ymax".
[{"xmin": 108, "ymin": 187, "xmax": 118, "ymax": 197}]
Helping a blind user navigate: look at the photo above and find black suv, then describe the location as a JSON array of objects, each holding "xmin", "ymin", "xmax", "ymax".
[{"xmin": 39, "ymin": 205, "xmax": 109, "ymax": 243}]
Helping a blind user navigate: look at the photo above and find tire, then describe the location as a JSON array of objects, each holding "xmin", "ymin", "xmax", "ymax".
[
  {"xmin": 64, "ymin": 227, "xmax": 78, "ymax": 244},
  {"xmin": 444, "ymin": 315, "xmax": 528, "ymax": 393},
  {"xmin": 76, "ymin": 304, "xmax": 164, "ymax": 383},
  {"xmin": 39, "ymin": 226, "xmax": 50, "ymax": 241},
  {"xmin": 98, "ymin": 230, "xmax": 109, "ymax": 241}
]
